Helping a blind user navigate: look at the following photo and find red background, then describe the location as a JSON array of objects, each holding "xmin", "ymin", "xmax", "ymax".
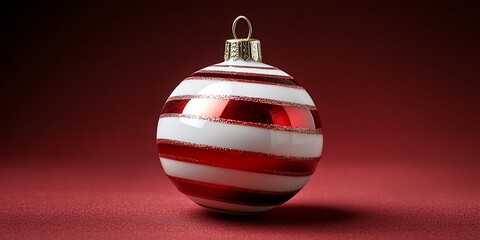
[{"xmin": 1, "ymin": 1, "xmax": 479, "ymax": 239}]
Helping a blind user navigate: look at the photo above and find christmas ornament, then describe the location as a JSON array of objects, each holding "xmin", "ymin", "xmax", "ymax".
[{"xmin": 157, "ymin": 16, "xmax": 323, "ymax": 214}]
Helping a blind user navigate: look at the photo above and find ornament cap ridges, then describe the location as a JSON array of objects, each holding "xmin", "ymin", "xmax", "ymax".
[{"xmin": 224, "ymin": 38, "xmax": 262, "ymax": 62}]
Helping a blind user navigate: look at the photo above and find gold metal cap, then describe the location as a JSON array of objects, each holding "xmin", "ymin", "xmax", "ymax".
[{"xmin": 224, "ymin": 16, "xmax": 262, "ymax": 62}]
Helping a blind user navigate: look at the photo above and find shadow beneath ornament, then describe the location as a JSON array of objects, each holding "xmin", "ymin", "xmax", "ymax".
[{"xmin": 198, "ymin": 204, "xmax": 361, "ymax": 226}]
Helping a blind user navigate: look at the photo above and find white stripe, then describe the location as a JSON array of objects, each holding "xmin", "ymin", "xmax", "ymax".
[
  {"xmin": 201, "ymin": 66, "xmax": 290, "ymax": 76},
  {"xmin": 161, "ymin": 158, "xmax": 311, "ymax": 192},
  {"xmin": 169, "ymin": 79, "xmax": 315, "ymax": 106},
  {"xmin": 157, "ymin": 117, "xmax": 323, "ymax": 158},
  {"xmin": 185, "ymin": 194, "xmax": 276, "ymax": 213},
  {"xmin": 216, "ymin": 60, "xmax": 277, "ymax": 68}
]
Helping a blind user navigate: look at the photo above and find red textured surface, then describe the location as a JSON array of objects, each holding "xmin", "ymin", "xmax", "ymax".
[
  {"xmin": 1, "ymin": 1, "xmax": 479, "ymax": 239},
  {"xmin": 2, "ymin": 158, "xmax": 479, "ymax": 239}
]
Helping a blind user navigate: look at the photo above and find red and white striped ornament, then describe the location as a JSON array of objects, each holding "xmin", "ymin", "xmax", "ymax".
[{"xmin": 157, "ymin": 16, "xmax": 323, "ymax": 214}]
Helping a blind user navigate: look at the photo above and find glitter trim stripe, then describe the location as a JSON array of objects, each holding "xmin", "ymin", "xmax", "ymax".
[{"xmin": 157, "ymin": 138, "xmax": 319, "ymax": 176}]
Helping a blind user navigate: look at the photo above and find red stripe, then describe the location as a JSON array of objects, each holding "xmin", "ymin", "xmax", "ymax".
[
  {"xmin": 191, "ymin": 71, "xmax": 300, "ymax": 87},
  {"xmin": 157, "ymin": 139, "xmax": 319, "ymax": 176},
  {"xmin": 212, "ymin": 64, "xmax": 278, "ymax": 70},
  {"xmin": 159, "ymin": 113, "xmax": 322, "ymax": 134},
  {"xmin": 168, "ymin": 176, "xmax": 299, "ymax": 206},
  {"xmin": 184, "ymin": 76, "xmax": 304, "ymax": 89},
  {"xmin": 167, "ymin": 95, "xmax": 316, "ymax": 110},
  {"xmin": 161, "ymin": 98, "xmax": 322, "ymax": 130}
]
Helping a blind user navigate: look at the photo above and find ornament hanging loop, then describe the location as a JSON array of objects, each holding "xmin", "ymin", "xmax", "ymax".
[{"xmin": 232, "ymin": 16, "xmax": 252, "ymax": 40}]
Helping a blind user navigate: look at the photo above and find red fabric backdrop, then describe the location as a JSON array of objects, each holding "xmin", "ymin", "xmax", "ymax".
[{"xmin": 1, "ymin": 1, "xmax": 479, "ymax": 239}]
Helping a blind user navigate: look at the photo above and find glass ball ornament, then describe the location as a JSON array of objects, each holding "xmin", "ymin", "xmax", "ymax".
[{"xmin": 157, "ymin": 16, "xmax": 323, "ymax": 214}]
